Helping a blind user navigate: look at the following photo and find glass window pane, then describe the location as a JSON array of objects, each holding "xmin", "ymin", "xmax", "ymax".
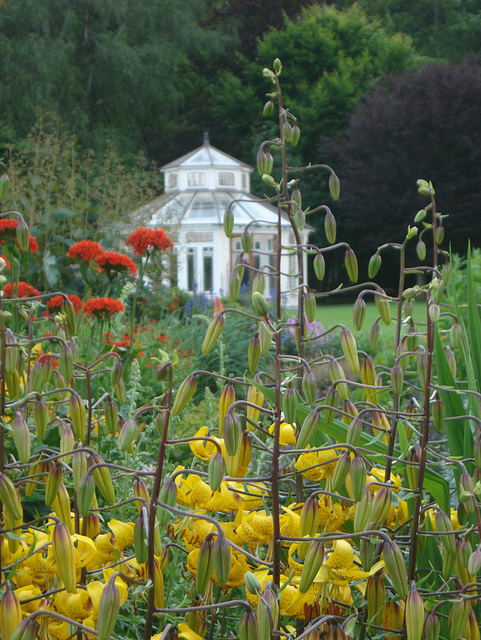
[
  {"xmin": 187, "ymin": 248, "xmax": 197, "ymax": 291},
  {"xmin": 203, "ymin": 247, "xmax": 213, "ymax": 291}
]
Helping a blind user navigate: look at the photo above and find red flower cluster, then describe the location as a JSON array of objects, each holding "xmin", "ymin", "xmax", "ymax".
[
  {"xmin": 126, "ymin": 227, "xmax": 173, "ymax": 257},
  {"xmin": 103, "ymin": 331, "xmax": 145, "ymax": 356},
  {"xmin": 3, "ymin": 281, "xmax": 40, "ymax": 298},
  {"xmin": 83, "ymin": 297, "xmax": 125, "ymax": 320},
  {"xmin": 97, "ymin": 251, "xmax": 137, "ymax": 276},
  {"xmin": 67, "ymin": 240, "xmax": 104, "ymax": 261},
  {"xmin": 46, "ymin": 294, "xmax": 83, "ymax": 314},
  {"xmin": 0, "ymin": 218, "xmax": 38, "ymax": 253}
]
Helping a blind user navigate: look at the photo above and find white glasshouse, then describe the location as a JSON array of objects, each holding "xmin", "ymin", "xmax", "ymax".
[{"xmin": 135, "ymin": 136, "xmax": 311, "ymax": 306}]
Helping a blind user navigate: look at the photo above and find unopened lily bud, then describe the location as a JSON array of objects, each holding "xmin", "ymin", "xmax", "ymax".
[
  {"xmin": 459, "ymin": 468, "xmax": 475, "ymax": 508},
  {"xmin": 416, "ymin": 239, "xmax": 426, "ymax": 261},
  {"xmin": 158, "ymin": 477, "xmax": 177, "ymax": 526},
  {"xmin": 302, "ymin": 370, "xmax": 317, "ymax": 406},
  {"xmin": 69, "ymin": 392, "xmax": 86, "ymax": 442},
  {"xmin": 85, "ymin": 513, "xmax": 101, "ymax": 539},
  {"xmin": 0, "ymin": 583, "xmax": 22, "ymax": 640},
  {"xmin": 252, "ymin": 271, "xmax": 265, "ymax": 295},
  {"xmin": 257, "ymin": 149, "xmax": 268, "ymax": 174},
  {"xmin": 60, "ymin": 423, "xmax": 75, "ymax": 462},
  {"xmin": 406, "ymin": 444, "xmax": 421, "ymax": 491},
  {"xmin": 369, "ymin": 486, "xmax": 391, "ymax": 525},
  {"xmin": 324, "ymin": 209, "xmax": 337, "ymax": 244},
  {"xmin": 248, "ymin": 335, "xmax": 260, "ymax": 373},
  {"xmin": 282, "ymin": 120, "xmax": 292, "ymax": 142},
  {"xmin": 366, "ymin": 573, "xmax": 385, "ymax": 627},
  {"xmin": 217, "ymin": 383, "xmax": 235, "ymax": 435},
  {"xmin": 208, "ymin": 452, "xmax": 225, "ymax": 492},
  {"xmin": 104, "ymin": 395, "xmax": 118, "ymax": 436},
  {"xmin": 72, "ymin": 447, "xmax": 88, "ymax": 491},
  {"xmin": 375, "ymin": 293, "xmax": 391, "ymax": 326},
  {"xmin": 468, "ymin": 545, "xmax": 481, "ymax": 575},
  {"xmin": 239, "ymin": 611, "xmax": 260, "ymax": 640},
  {"xmin": 155, "ymin": 410, "xmax": 168, "ymax": 437},
  {"xmin": 9, "ymin": 618, "xmax": 38, "ymax": 640},
  {"xmin": 299, "ymin": 540, "xmax": 324, "ymax": 592},
  {"xmin": 345, "ymin": 248, "xmax": 358, "ymax": 283},
  {"xmin": 360, "ymin": 529, "xmax": 377, "ymax": 573},
  {"xmin": 390, "ymin": 363, "xmax": 403, "ymax": 396},
  {"xmin": 429, "ymin": 303, "xmax": 440, "ymax": 323},
  {"xmin": 196, "ymin": 537, "xmax": 214, "ymax": 594},
  {"xmin": 323, "ymin": 386, "xmax": 338, "ymax": 426},
  {"xmin": 304, "ymin": 290, "xmax": 316, "ymax": 323},
  {"xmin": 331, "ymin": 451, "xmax": 351, "ymax": 493},
  {"xmin": 291, "ymin": 123, "xmax": 301, "ymax": 146},
  {"xmin": 111, "ymin": 358, "xmax": 124, "ymax": 387},
  {"xmin": 467, "ymin": 609, "xmax": 480, "ymax": 640},
  {"xmin": 59, "ymin": 342, "xmax": 73, "ymax": 382},
  {"xmin": 258, "ymin": 321, "xmax": 272, "ymax": 355},
  {"xmin": 435, "ymin": 224, "xmax": 444, "ymax": 245},
  {"xmin": 349, "ymin": 456, "xmax": 367, "ymax": 502},
  {"xmin": 450, "ymin": 321, "xmax": 463, "ymax": 350},
  {"xmin": 340, "ymin": 328, "xmax": 359, "ymax": 374},
  {"xmin": 5, "ymin": 329, "xmax": 18, "ymax": 376},
  {"xmin": 435, "ymin": 510, "xmax": 456, "ymax": 554},
  {"xmin": 134, "ymin": 512, "xmax": 148, "ymax": 563},
  {"xmin": 329, "ymin": 359, "xmax": 348, "ymax": 400},
  {"xmin": 294, "ymin": 206, "xmax": 306, "ymax": 231},
  {"xmin": 244, "ymin": 571, "xmax": 261, "ymax": 594},
  {"xmin": 52, "ymin": 522, "xmax": 76, "ymax": 592},
  {"xmin": 52, "ymin": 482, "xmax": 72, "ymax": 530},
  {"xmin": 313, "ymin": 252, "xmax": 325, "ymax": 280},
  {"xmin": 405, "ymin": 582, "xmax": 424, "ymax": 640},
  {"xmin": 213, "ymin": 534, "xmax": 231, "ymax": 586},
  {"xmin": 241, "ymin": 227, "xmax": 252, "ymax": 253},
  {"xmin": 202, "ymin": 313, "xmax": 225, "ymax": 355},
  {"xmin": 45, "ymin": 463, "xmax": 63, "ymax": 508},
  {"xmin": 383, "ymin": 539, "xmax": 408, "ymax": 598},
  {"xmin": 346, "ymin": 415, "xmax": 363, "ymax": 447},
  {"xmin": 118, "ymin": 420, "xmax": 138, "ymax": 451},
  {"xmin": 300, "ymin": 496, "xmax": 320, "ymax": 537},
  {"xmin": 246, "ymin": 376, "xmax": 264, "ymax": 426},
  {"xmin": 282, "ymin": 387, "xmax": 297, "ymax": 425},
  {"xmin": 368, "ymin": 252, "xmax": 382, "ymax": 278},
  {"xmin": 445, "ymin": 346, "xmax": 457, "ymax": 379},
  {"xmin": 474, "ymin": 437, "xmax": 481, "ymax": 471},
  {"xmin": 353, "ymin": 296, "xmax": 366, "ymax": 331},
  {"xmin": 89, "ymin": 452, "xmax": 116, "ymax": 504},
  {"xmin": 296, "ymin": 409, "xmax": 320, "ymax": 450},
  {"xmin": 448, "ymin": 598, "xmax": 470, "ymax": 640},
  {"xmin": 417, "ymin": 348, "xmax": 428, "ymax": 391},
  {"xmin": 224, "ymin": 205, "xmax": 234, "ymax": 237},
  {"xmin": 134, "ymin": 478, "xmax": 150, "ymax": 512},
  {"xmin": 252, "ymin": 291, "xmax": 270, "ymax": 317},
  {"xmin": 77, "ymin": 474, "xmax": 96, "ymax": 516},
  {"xmin": 326, "ymin": 624, "xmax": 347, "ymax": 640},
  {"xmin": 329, "ymin": 172, "xmax": 340, "ymax": 201},
  {"xmin": 172, "ymin": 374, "xmax": 197, "ymax": 415},
  {"xmin": 424, "ymin": 612, "xmax": 440, "ymax": 640},
  {"xmin": 28, "ymin": 359, "xmax": 44, "ymax": 393},
  {"xmin": 16, "ymin": 218, "xmax": 30, "ymax": 252},
  {"xmin": 228, "ymin": 269, "xmax": 241, "ymax": 302},
  {"xmin": 405, "ymin": 324, "xmax": 418, "ymax": 352},
  {"xmin": 382, "ymin": 601, "xmax": 404, "ymax": 640},
  {"xmin": 223, "ymin": 413, "xmax": 242, "ymax": 457},
  {"xmin": 12, "ymin": 411, "xmax": 30, "ymax": 463},
  {"xmin": 97, "ymin": 573, "xmax": 121, "ymax": 640},
  {"xmin": 239, "ymin": 430, "xmax": 252, "ymax": 469},
  {"xmin": 113, "ymin": 375, "xmax": 126, "ymax": 403},
  {"xmin": 370, "ymin": 319, "xmax": 381, "ymax": 350}
]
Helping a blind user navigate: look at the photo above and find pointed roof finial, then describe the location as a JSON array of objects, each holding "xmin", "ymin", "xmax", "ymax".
[{"xmin": 203, "ymin": 131, "xmax": 210, "ymax": 145}]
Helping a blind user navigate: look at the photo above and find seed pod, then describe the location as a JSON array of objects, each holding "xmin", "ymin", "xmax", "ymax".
[
  {"xmin": 252, "ymin": 271, "xmax": 265, "ymax": 295},
  {"xmin": 252, "ymin": 291, "xmax": 270, "ymax": 317},
  {"xmin": 383, "ymin": 539, "xmax": 408, "ymax": 598},
  {"xmin": 448, "ymin": 598, "xmax": 470, "ymax": 640},
  {"xmin": 258, "ymin": 321, "xmax": 272, "ymax": 355},
  {"xmin": 212, "ymin": 535, "xmax": 231, "ymax": 586},
  {"xmin": 450, "ymin": 321, "xmax": 463, "ymax": 350},
  {"xmin": 302, "ymin": 371, "xmax": 317, "ymax": 406},
  {"xmin": 391, "ymin": 364, "xmax": 404, "ymax": 396},
  {"xmin": 375, "ymin": 294, "xmax": 391, "ymax": 326},
  {"xmin": 340, "ymin": 328, "xmax": 359, "ymax": 374},
  {"xmin": 172, "ymin": 374, "xmax": 197, "ymax": 416},
  {"xmin": 349, "ymin": 456, "xmax": 367, "ymax": 502},
  {"xmin": 52, "ymin": 482, "xmax": 72, "ymax": 530},
  {"xmin": 0, "ymin": 583, "xmax": 22, "ymax": 640},
  {"xmin": 45, "ymin": 463, "xmax": 63, "ymax": 508},
  {"xmin": 208, "ymin": 452, "xmax": 225, "ymax": 492},
  {"xmin": 405, "ymin": 582, "xmax": 424, "ymax": 640},
  {"xmin": 424, "ymin": 612, "xmax": 440, "ymax": 640},
  {"xmin": 224, "ymin": 205, "xmax": 234, "ymax": 237},
  {"xmin": 324, "ymin": 209, "xmax": 337, "ymax": 244},
  {"xmin": 345, "ymin": 248, "xmax": 358, "ymax": 283},
  {"xmin": 296, "ymin": 409, "xmax": 320, "ymax": 450},
  {"xmin": 248, "ymin": 335, "xmax": 260, "ymax": 373},
  {"xmin": 323, "ymin": 386, "xmax": 338, "ymax": 425},
  {"xmin": 368, "ymin": 252, "xmax": 382, "ymax": 278},
  {"xmin": 12, "ymin": 411, "xmax": 30, "ymax": 463},
  {"xmin": 202, "ymin": 313, "xmax": 225, "ymax": 354},
  {"xmin": 282, "ymin": 387, "xmax": 297, "ymax": 425},
  {"xmin": 111, "ymin": 359, "xmax": 124, "ymax": 387},
  {"xmin": 134, "ymin": 512, "xmax": 148, "ymax": 564},
  {"xmin": 366, "ymin": 573, "xmax": 385, "ymax": 626},
  {"xmin": 97, "ymin": 574, "xmax": 121, "ymax": 640},
  {"xmin": 329, "ymin": 172, "xmax": 340, "ymax": 201},
  {"xmin": 9, "ymin": 619, "xmax": 38, "ymax": 640},
  {"xmin": 305, "ymin": 291, "xmax": 316, "ymax": 323},
  {"xmin": 52, "ymin": 522, "xmax": 76, "ymax": 593},
  {"xmin": 60, "ymin": 423, "xmax": 75, "ymax": 463},
  {"xmin": 300, "ymin": 496, "xmax": 320, "ymax": 537},
  {"xmin": 69, "ymin": 392, "xmax": 86, "ymax": 442},
  {"xmin": 72, "ymin": 447, "xmax": 88, "ymax": 492},
  {"xmin": 89, "ymin": 452, "xmax": 116, "ymax": 504},
  {"xmin": 223, "ymin": 413, "xmax": 242, "ymax": 457},
  {"xmin": 313, "ymin": 252, "xmax": 325, "ymax": 280},
  {"xmin": 299, "ymin": 540, "xmax": 324, "ymax": 592},
  {"xmin": 76, "ymin": 473, "xmax": 95, "ymax": 516},
  {"xmin": 331, "ymin": 451, "xmax": 351, "ymax": 492},
  {"xmin": 329, "ymin": 359, "xmax": 348, "ymax": 400},
  {"xmin": 104, "ymin": 395, "xmax": 118, "ymax": 436},
  {"xmin": 196, "ymin": 537, "xmax": 214, "ymax": 594},
  {"xmin": 369, "ymin": 319, "xmax": 381, "ymax": 350},
  {"xmin": 369, "ymin": 486, "xmax": 391, "ymax": 525}
]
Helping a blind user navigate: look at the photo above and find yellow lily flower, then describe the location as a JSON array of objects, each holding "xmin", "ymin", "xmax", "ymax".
[
  {"xmin": 14, "ymin": 585, "xmax": 42, "ymax": 613},
  {"xmin": 189, "ymin": 427, "xmax": 226, "ymax": 462},
  {"xmin": 318, "ymin": 496, "xmax": 347, "ymax": 532},
  {"xmin": 187, "ymin": 547, "xmax": 249, "ymax": 589},
  {"xmin": 227, "ymin": 481, "xmax": 267, "ymax": 510},
  {"xmin": 178, "ymin": 623, "xmax": 204, "ymax": 640},
  {"xmin": 386, "ymin": 500, "xmax": 409, "ymax": 529},
  {"xmin": 366, "ymin": 468, "xmax": 402, "ymax": 493},
  {"xmin": 295, "ymin": 447, "xmax": 338, "ymax": 481},
  {"xmin": 268, "ymin": 421, "xmax": 297, "ymax": 446},
  {"xmin": 181, "ymin": 519, "xmax": 241, "ymax": 551},
  {"xmin": 237, "ymin": 510, "xmax": 273, "ymax": 548}
]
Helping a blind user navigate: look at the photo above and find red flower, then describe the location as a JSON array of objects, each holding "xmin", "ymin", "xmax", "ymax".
[
  {"xmin": 83, "ymin": 297, "xmax": 125, "ymax": 321},
  {"xmin": 67, "ymin": 240, "xmax": 104, "ymax": 261},
  {"xmin": 3, "ymin": 281, "xmax": 40, "ymax": 298},
  {"xmin": 0, "ymin": 218, "xmax": 39, "ymax": 253},
  {"xmin": 97, "ymin": 251, "xmax": 137, "ymax": 276},
  {"xmin": 126, "ymin": 227, "xmax": 173, "ymax": 257},
  {"xmin": 171, "ymin": 296, "xmax": 180, "ymax": 303},
  {"xmin": 46, "ymin": 294, "xmax": 83, "ymax": 314},
  {"xmin": 158, "ymin": 334, "xmax": 168, "ymax": 344}
]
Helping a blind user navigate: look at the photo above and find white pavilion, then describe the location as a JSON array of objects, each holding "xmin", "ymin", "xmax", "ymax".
[{"xmin": 135, "ymin": 136, "xmax": 311, "ymax": 306}]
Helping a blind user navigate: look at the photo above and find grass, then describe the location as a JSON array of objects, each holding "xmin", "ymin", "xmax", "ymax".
[{"xmin": 314, "ymin": 300, "xmax": 426, "ymax": 339}]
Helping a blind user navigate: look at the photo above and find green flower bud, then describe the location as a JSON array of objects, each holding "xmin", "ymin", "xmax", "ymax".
[
  {"xmin": 13, "ymin": 411, "xmax": 30, "ymax": 464},
  {"xmin": 52, "ymin": 522, "xmax": 76, "ymax": 593},
  {"xmin": 448, "ymin": 598, "xmax": 470, "ymax": 640},
  {"xmin": 405, "ymin": 582, "xmax": 424, "ymax": 640},
  {"xmin": 313, "ymin": 252, "xmax": 325, "ymax": 281},
  {"xmin": 375, "ymin": 294, "xmax": 391, "ymax": 326},
  {"xmin": 282, "ymin": 387, "xmax": 297, "ymax": 425},
  {"xmin": 16, "ymin": 218, "xmax": 30, "ymax": 252},
  {"xmin": 262, "ymin": 173, "xmax": 276, "ymax": 188},
  {"xmin": 196, "ymin": 537, "xmax": 214, "ymax": 594},
  {"xmin": 329, "ymin": 359, "xmax": 348, "ymax": 400},
  {"xmin": 450, "ymin": 321, "xmax": 463, "ymax": 350},
  {"xmin": 324, "ymin": 209, "xmax": 336, "ymax": 244},
  {"xmin": 77, "ymin": 474, "xmax": 96, "ymax": 516},
  {"xmin": 368, "ymin": 252, "xmax": 382, "ymax": 278},
  {"xmin": 262, "ymin": 101, "xmax": 274, "ymax": 117},
  {"xmin": 391, "ymin": 364, "xmax": 404, "ymax": 395},
  {"xmin": 331, "ymin": 451, "xmax": 351, "ymax": 493},
  {"xmin": 69, "ymin": 392, "xmax": 86, "ymax": 442},
  {"xmin": 248, "ymin": 335, "xmax": 260, "ymax": 373},
  {"xmin": 212, "ymin": 534, "xmax": 231, "ymax": 586},
  {"xmin": 329, "ymin": 172, "xmax": 340, "ymax": 201},
  {"xmin": 383, "ymin": 539, "xmax": 408, "ymax": 598},
  {"xmin": 345, "ymin": 248, "xmax": 358, "ymax": 283},
  {"xmin": 104, "ymin": 395, "xmax": 118, "ymax": 436},
  {"xmin": 223, "ymin": 413, "xmax": 242, "ymax": 457},
  {"xmin": 424, "ymin": 612, "xmax": 440, "ymax": 640},
  {"xmin": 302, "ymin": 371, "xmax": 317, "ymax": 406},
  {"xmin": 340, "ymin": 328, "xmax": 359, "ymax": 374},
  {"xmin": 445, "ymin": 346, "xmax": 457, "ymax": 379},
  {"xmin": 97, "ymin": 574, "xmax": 121, "ymax": 640},
  {"xmin": 304, "ymin": 291, "xmax": 316, "ymax": 323},
  {"xmin": 323, "ymin": 386, "xmax": 338, "ymax": 425},
  {"xmin": 172, "ymin": 374, "xmax": 197, "ymax": 416},
  {"xmin": 349, "ymin": 455, "xmax": 367, "ymax": 502},
  {"xmin": 258, "ymin": 321, "xmax": 272, "ymax": 355},
  {"xmin": 366, "ymin": 573, "xmax": 385, "ymax": 627},
  {"xmin": 224, "ymin": 204, "xmax": 234, "ymax": 237},
  {"xmin": 208, "ymin": 452, "xmax": 225, "ymax": 492},
  {"xmin": 352, "ymin": 296, "xmax": 366, "ymax": 331},
  {"xmin": 369, "ymin": 485, "xmax": 391, "ymax": 525},
  {"xmin": 202, "ymin": 313, "xmax": 225, "ymax": 355},
  {"xmin": 118, "ymin": 418, "xmax": 138, "ymax": 452},
  {"xmin": 299, "ymin": 496, "xmax": 320, "ymax": 538},
  {"xmin": 244, "ymin": 571, "xmax": 261, "ymax": 594},
  {"xmin": 296, "ymin": 409, "xmax": 320, "ymax": 450},
  {"xmin": 354, "ymin": 488, "xmax": 372, "ymax": 532},
  {"xmin": 370, "ymin": 320, "xmax": 381, "ymax": 350},
  {"xmin": 252, "ymin": 291, "xmax": 270, "ymax": 317},
  {"xmin": 299, "ymin": 540, "xmax": 324, "ymax": 592},
  {"xmin": 435, "ymin": 224, "xmax": 444, "ymax": 245},
  {"xmin": 45, "ymin": 463, "xmax": 63, "ymax": 508}
]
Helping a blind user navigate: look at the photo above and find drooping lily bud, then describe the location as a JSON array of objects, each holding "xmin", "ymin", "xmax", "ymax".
[
  {"xmin": 252, "ymin": 291, "xmax": 270, "ymax": 317},
  {"xmin": 329, "ymin": 359, "xmax": 348, "ymax": 400},
  {"xmin": 329, "ymin": 173, "xmax": 340, "ymax": 201},
  {"xmin": 331, "ymin": 451, "xmax": 351, "ymax": 493},
  {"xmin": 448, "ymin": 598, "xmax": 470, "ymax": 640},
  {"xmin": 45, "ymin": 463, "xmax": 63, "ymax": 508},
  {"xmin": 340, "ymin": 328, "xmax": 359, "ymax": 374},
  {"xmin": 248, "ymin": 335, "xmax": 260, "ymax": 373},
  {"xmin": 300, "ymin": 496, "xmax": 320, "ymax": 538},
  {"xmin": 296, "ymin": 409, "xmax": 320, "ymax": 450},
  {"xmin": 13, "ymin": 411, "xmax": 30, "ymax": 463},
  {"xmin": 302, "ymin": 370, "xmax": 317, "ymax": 406},
  {"xmin": 349, "ymin": 455, "xmax": 367, "ymax": 502},
  {"xmin": 0, "ymin": 582, "xmax": 22, "ymax": 640},
  {"xmin": 89, "ymin": 452, "xmax": 116, "ymax": 504},
  {"xmin": 344, "ymin": 248, "xmax": 358, "ymax": 283},
  {"xmin": 202, "ymin": 313, "xmax": 225, "ymax": 355},
  {"xmin": 323, "ymin": 386, "xmax": 338, "ymax": 425},
  {"xmin": 353, "ymin": 295, "xmax": 366, "ymax": 331},
  {"xmin": 134, "ymin": 511, "xmax": 148, "ymax": 564},
  {"xmin": 77, "ymin": 474, "xmax": 96, "ymax": 516},
  {"xmin": 212, "ymin": 534, "xmax": 231, "ymax": 586},
  {"xmin": 313, "ymin": 252, "xmax": 325, "ymax": 281},
  {"xmin": 405, "ymin": 582, "xmax": 424, "ymax": 640},
  {"xmin": 172, "ymin": 374, "xmax": 197, "ymax": 416},
  {"xmin": 104, "ymin": 395, "xmax": 119, "ymax": 436},
  {"xmin": 196, "ymin": 537, "xmax": 214, "ymax": 594},
  {"xmin": 69, "ymin": 391, "xmax": 86, "ymax": 442},
  {"xmin": 224, "ymin": 204, "xmax": 234, "ymax": 237},
  {"xmin": 368, "ymin": 252, "xmax": 382, "ymax": 278},
  {"xmin": 96, "ymin": 574, "xmax": 121, "ymax": 640},
  {"xmin": 366, "ymin": 573, "xmax": 385, "ymax": 627},
  {"xmin": 208, "ymin": 452, "xmax": 225, "ymax": 492},
  {"xmin": 383, "ymin": 539, "xmax": 408, "ymax": 598},
  {"xmin": 299, "ymin": 540, "xmax": 324, "ymax": 592},
  {"xmin": 375, "ymin": 293, "xmax": 391, "ymax": 326},
  {"xmin": 52, "ymin": 522, "xmax": 76, "ymax": 593}
]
